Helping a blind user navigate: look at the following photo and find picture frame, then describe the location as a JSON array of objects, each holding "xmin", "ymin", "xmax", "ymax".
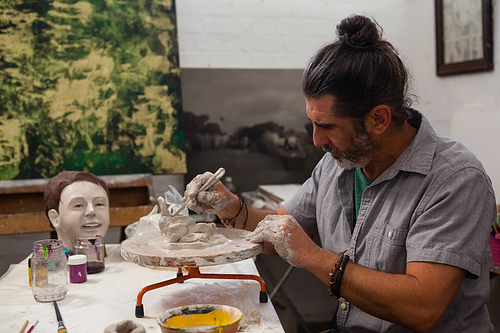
[{"xmin": 435, "ymin": 0, "xmax": 493, "ymax": 76}]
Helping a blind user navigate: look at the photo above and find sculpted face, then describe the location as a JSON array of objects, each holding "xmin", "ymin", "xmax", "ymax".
[{"xmin": 49, "ymin": 181, "xmax": 110, "ymax": 249}]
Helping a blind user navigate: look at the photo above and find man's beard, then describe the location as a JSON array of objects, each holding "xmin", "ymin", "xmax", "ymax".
[{"xmin": 322, "ymin": 131, "xmax": 379, "ymax": 170}]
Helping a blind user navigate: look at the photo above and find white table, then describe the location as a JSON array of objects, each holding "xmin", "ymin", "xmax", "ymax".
[{"xmin": 0, "ymin": 244, "xmax": 284, "ymax": 333}]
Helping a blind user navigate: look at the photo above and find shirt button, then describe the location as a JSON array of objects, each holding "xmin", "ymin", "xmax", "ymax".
[
  {"xmin": 340, "ymin": 302, "xmax": 347, "ymax": 310},
  {"xmin": 388, "ymin": 230, "xmax": 393, "ymax": 238}
]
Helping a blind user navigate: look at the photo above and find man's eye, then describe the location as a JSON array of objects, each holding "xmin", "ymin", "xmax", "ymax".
[
  {"xmin": 319, "ymin": 124, "xmax": 334, "ymax": 130},
  {"xmin": 314, "ymin": 122, "xmax": 334, "ymax": 130}
]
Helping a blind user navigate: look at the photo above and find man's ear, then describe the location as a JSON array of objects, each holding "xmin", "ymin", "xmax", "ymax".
[
  {"xmin": 48, "ymin": 209, "xmax": 61, "ymax": 229},
  {"xmin": 367, "ymin": 105, "xmax": 391, "ymax": 135}
]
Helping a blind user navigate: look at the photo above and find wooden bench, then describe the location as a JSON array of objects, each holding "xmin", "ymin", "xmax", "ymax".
[{"xmin": 0, "ymin": 174, "xmax": 156, "ymax": 240}]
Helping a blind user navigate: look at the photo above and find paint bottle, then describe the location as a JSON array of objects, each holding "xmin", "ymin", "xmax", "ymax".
[
  {"xmin": 74, "ymin": 235, "xmax": 105, "ymax": 274},
  {"xmin": 31, "ymin": 239, "xmax": 68, "ymax": 302},
  {"xmin": 68, "ymin": 254, "xmax": 87, "ymax": 283}
]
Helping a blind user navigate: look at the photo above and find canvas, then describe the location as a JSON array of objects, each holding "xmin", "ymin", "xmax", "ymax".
[{"xmin": 0, "ymin": 0, "xmax": 186, "ymax": 180}]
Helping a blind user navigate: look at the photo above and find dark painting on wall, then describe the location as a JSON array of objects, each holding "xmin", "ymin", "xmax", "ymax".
[
  {"xmin": 0, "ymin": 0, "xmax": 186, "ymax": 180},
  {"xmin": 180, "ymin": 68, "xmax": 324, "ymax": 192}
]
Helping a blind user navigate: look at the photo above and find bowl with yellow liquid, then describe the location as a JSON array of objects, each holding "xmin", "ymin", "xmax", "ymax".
[{"xmin": 157, "ymin": 304, "xmax": 243, "ymax": 333}]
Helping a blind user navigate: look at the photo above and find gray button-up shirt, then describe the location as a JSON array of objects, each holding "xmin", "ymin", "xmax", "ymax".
[{"xmin": 284, "ymin": 111, "xmax": 496, "ymax": 332}]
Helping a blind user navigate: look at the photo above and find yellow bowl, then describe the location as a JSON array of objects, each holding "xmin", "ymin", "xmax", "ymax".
[{"xmin": 157, "ymin": 304, "xmax": 243, "ymax": 333}]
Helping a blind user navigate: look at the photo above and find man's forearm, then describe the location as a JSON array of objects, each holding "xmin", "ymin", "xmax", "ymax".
[{"xmin": 301, "ymin": 249, "xmax": 465, "ymax": 333}]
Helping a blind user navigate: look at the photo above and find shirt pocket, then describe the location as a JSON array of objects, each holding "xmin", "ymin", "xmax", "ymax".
[{"xmin": 365, "ymin": 224, "xmax": 408, "ymax": 274}]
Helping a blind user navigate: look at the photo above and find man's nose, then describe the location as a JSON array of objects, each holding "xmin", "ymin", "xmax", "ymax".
[{"xmin": 312, "ymin": 127, "xmax": 330, "ymax": 147}]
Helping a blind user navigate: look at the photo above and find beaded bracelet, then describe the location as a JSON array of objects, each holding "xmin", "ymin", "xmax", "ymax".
[
  {"xmin": 241, "ymin": 201, "xmax": 249, "ymax": 230},
  {"xmin": 327, "ymin": 250, "xmax": 347, "ymax": 297},
  {"xmin": 333, "ymin": 254, "xmax": 349, "ymax": 299},
  {"xmin": 220, "ymin": 197, "xmax": 244, "ymax": 227}
]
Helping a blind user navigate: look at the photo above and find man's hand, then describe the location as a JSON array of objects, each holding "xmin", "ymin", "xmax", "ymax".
[
  {"xmin": 183, "ymin": 171, "xmax": 232, "ymax": 214},
  {"xmin": 246, "ymin": 214, "xmax": 320, "ymax": 268}
]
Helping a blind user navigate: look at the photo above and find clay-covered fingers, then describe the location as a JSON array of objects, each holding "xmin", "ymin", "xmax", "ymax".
[
  {"xmin": 247, "ymin": 214, "xmax": 318, "ymax": 268},
  {"xmin": 246, "ymin": 215, "xmax": 281, "ymax": 243},
  {"xmin": 184, "ymin": 172, "xmax": 215, "ymax": 201},
  {"xmin": 246, "ymin": 214, "xmax": 305, "ymax": 266},
  {"xmin": 183, "ymin": 172, "xmax": 230, "ymax": 214}
]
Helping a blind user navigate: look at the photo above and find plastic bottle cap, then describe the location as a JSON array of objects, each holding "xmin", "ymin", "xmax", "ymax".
[{"xmin": 68, "ymin": 254, "xmax": 87, "ymax": 265}]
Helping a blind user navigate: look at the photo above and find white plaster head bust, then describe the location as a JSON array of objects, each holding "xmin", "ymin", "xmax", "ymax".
[{"xmin": 44, "ymin": 171, "xmax": 110, "ymax": 250}]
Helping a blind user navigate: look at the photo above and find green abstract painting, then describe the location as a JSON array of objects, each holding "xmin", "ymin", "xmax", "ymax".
[{"xmin": 0, "ymin": 0, "xmax": 186, "ymax": 180}]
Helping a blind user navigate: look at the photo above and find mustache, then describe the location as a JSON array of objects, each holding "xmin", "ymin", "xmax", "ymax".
[{"xmin": 322, "ymin": 145, "xmax": 342, "ymax": 155}]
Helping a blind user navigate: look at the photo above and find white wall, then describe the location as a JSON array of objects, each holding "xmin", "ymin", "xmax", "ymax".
[
  {"xmin": 407, "ymin": 0, "xmax": 500, "ymax": 200},
  {"xmin": 176, "ymin": 0, "xmax": 499, "ymax": 199},
  {"xmin": 176, "ymin": 0, "xmax": 409, "ymax": 69}
]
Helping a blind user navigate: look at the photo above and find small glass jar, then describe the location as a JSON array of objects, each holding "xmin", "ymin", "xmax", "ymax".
[
  {"xmin": 69, "ymin": 254, "xmax": 87, "ymax": 283},
  {"xmin": 31, "ymin": 239, "xmax": 68, "ymax": 302},
  {"xmin": 74, "ymin": 235, "xmax": 105, "ymax": 274}
]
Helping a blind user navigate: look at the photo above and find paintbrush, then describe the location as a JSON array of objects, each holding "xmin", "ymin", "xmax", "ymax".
[
  {"xmin": 53, "ymin": 301, "xmax": 68, "ymax": 333},
  {"xmin": 172, "ymin": 167, "xmax": 226, "ymax": 217}
]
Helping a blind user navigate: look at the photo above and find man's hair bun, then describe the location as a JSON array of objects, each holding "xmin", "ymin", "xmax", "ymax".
[{"xmin": 336, "ymin": 15, "xmax": 381, "ymax": 49}]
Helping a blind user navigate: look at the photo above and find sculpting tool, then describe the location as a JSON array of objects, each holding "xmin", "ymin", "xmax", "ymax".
[
  {"xmin": 53, "ymin": 301, "xmax": 68, "ymax": 333},
  {"xmin": 172, "ymin": 167, "xmax": 226, "ymax": 217}
]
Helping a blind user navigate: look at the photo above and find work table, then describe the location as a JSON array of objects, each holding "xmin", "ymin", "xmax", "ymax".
[{"xmin": 0, "ymin": 244, "xmax": 284, "ymax": 332}]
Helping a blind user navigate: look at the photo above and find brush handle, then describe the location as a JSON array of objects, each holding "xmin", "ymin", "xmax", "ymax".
[{"xmin": 53, "ymin": 301, "xmax": 68, "ymax": 332}]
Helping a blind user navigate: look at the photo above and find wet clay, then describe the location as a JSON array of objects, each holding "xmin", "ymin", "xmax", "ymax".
[{"xmin": 157, "ymin": 196, "xmax": 218, "ymax": 245}]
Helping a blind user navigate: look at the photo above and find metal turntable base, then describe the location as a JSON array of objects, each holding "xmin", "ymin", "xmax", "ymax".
[{"xmin": 121, "ymin": 228, "xmax": 268, "ymax": 317}]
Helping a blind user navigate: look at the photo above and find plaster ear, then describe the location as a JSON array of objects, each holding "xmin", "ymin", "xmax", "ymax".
[{"xmin": 48, "ymin": 209, "xmax": 61, "ymax": 229}]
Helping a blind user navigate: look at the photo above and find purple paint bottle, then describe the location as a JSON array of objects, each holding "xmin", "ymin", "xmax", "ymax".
[{"xmin": 69, "ymin": 254, "xmax": 87, "ymax": 283}]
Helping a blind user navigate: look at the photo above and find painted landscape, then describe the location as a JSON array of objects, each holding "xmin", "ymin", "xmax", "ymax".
[{"xmin": 0, "ymin": 0, "xmax": 186, "ymax": 180}]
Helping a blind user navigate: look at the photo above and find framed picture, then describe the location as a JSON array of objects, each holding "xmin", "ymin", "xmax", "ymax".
[{"xmin": 435, "ymin": 0, "xmax": 493, "ymax": 76}]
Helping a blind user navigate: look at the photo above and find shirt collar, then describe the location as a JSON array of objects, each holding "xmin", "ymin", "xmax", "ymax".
[
  {"xmin": 373, "ymin": 110, "xmax": 437, "ymax": 184},
  {"xmin": 392, "ymin": 110, "xmax": 437, "ymax": 176}
]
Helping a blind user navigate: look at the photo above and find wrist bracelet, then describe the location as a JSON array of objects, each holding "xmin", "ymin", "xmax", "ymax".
[
  {"xmin": 333, "ymin": 254, "xmax": 349, "ymax": 299},
  {"xmin": 241, "ymin": 201, "xmax": 249, "ymax": 230},
  {"xmin": 327, "ymin": 250, "xmax": 347, "ymax": 297},
  {"xmin": 220, "ymin": 197, "xmax": 243, "ymax": 227}
]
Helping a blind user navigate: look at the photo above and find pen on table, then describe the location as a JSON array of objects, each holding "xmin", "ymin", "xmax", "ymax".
[
  {"xmin": 26, "ymin": 320, "xmax": 38, "ymax": 333},
  {"xmin": 18, "ymin": 320, "xmax": 29, "ymax": 333}
]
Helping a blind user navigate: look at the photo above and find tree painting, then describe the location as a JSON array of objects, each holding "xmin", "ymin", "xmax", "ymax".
[{"xmin": 0, "ymin": 0, "xmax": 186, "ymax": 180}]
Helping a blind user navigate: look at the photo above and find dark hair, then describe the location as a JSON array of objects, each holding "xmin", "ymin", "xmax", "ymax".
[
  {"xmin": 44, "ymin": 171, "xmax": 110, "ymax": 218},
  {"xmin": 302, "ymin": 15, "xmax": 413, "ymax": 128}
]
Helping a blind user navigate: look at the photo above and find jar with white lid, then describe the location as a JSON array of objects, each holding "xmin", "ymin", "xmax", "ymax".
[{"xmin": 68, "ymin": 254, "xmax": 87, "ymax": 283}]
